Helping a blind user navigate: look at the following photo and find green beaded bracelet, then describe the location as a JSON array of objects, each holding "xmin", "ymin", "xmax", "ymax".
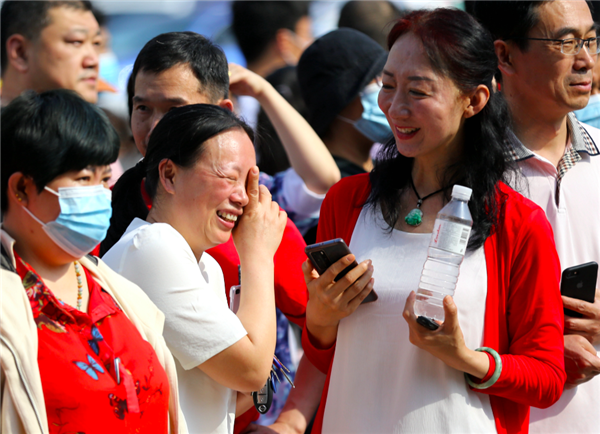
[{"xmin": 464, "ymin": 347, "xmax": 502, "ymax": 390}]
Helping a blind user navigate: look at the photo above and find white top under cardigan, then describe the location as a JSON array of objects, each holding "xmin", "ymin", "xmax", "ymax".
[{"xmin": 321, "ymin": 206, "xmax": 496, "ymax": 434}]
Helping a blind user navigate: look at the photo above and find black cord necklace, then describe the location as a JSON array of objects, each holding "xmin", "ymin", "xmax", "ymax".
[{"xmin": 404, "ymin": 176, "xmax": 445, "ymax": 227}]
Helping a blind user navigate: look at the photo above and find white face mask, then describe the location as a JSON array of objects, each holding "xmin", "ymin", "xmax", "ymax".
[{"xmin": 22, "ymin": 185, "xmax": 112, "ymax": 258}]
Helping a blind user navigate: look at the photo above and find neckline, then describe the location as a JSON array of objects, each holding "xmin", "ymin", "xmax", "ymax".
[{"xmin": 372, "ymin": 204, "xmax": 433, "ymax": 236}]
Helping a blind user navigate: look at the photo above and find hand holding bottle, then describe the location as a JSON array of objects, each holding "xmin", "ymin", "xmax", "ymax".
[{"xmin": 404, "ymin": 291, "xmax": 489, "ymax": 379}]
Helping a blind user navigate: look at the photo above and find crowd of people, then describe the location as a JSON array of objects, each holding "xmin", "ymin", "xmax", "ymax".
[{"xmin": 1, "ymin": 1, "xmax": 599, "ymax": 434}]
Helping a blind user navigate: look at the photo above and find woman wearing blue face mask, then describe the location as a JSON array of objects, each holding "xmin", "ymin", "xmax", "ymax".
[
  {"xmin": 297, "ymin": 28, "xmax": 392, "ymax": 179},
  {"xmin": 0, "ymin": 90, "xmax": 185, "ymax": 433},
  {"xmin": 296, "ymin": 28, "xmax": 392, "ymax": 244}
]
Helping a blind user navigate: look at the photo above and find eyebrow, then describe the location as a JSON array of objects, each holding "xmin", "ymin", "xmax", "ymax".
[
  {"xmin": 85, "ymin": 165, "xmax": 111, "ymax": 173},
  {"xmin": 407, "ymin": 76, "xmax": 434, "ymax": 82},
  {"xmin": 552, "ymin": 24, "xmax": 597, "ymax": 39},
  {"xmin": 68, "ymin": 26, "xmax": 94, "ymax": 34},
  {"xmin": 382, "ymin": 69, "xmax": 434, "ymax": 82},
  {"xmin": 132, "ymin": 95, "xmax": 188, "ymax": 105}
]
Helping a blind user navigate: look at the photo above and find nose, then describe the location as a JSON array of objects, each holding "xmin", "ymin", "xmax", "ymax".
[
  {"xmin": 575, "ymin": 40, "xmax": 596, "ymax": 71},
  {"xmin": 231, "ymin": 182, "xmax": 249, "ymax": 208},
  {"xmin": 386, "ymin": 94, "xmax": 411, "ymax": 120},
  {"xmin": 83, "ymin": 43, "xmax": 99, "ymax": 69}
]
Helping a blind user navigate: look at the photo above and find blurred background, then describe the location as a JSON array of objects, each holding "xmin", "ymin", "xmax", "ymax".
[
  {"xmin": 77, "ymin": 1, "xmax": 465, "ymax": 116},
  {"xmin": 10, "ymin": 0, "xmax": 460, "ymax": 179}
]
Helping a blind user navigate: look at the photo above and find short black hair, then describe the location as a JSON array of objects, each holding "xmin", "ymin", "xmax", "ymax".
[
  {"xmin": 127, "ymin": 32, "xmax": 229, "ymax": 117},
  {"xmin": 1, "ymin": 0, "xmax": 93, "ymax": 72},
  {"xmin": 590, "ymin": 0, "xmax": 599, "ymax": 23},
  {"xmin": 1, "ymin": 89, "xmax": 119, "ymax": 212},
  {"xmin": 338, "ymin": 0, "xmax": 403, "ymax": 49},
  {"xmin": 144, "ymin": 104, "xmax": 254, "ymax": 200},
  {"xmin": 232, "ymin": 1, "xmax": 310, "ymax": 64},
  {"xmin": 471, "ymin": 1, "xmax": 546, "ymax": 51}
]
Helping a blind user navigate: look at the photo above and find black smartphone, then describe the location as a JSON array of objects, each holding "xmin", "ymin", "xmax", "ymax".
[
  {"xmin": 561, "ymin": 261, "xmax": 598, "ymax": 318},
  {"xmin": 417, "ymin": 316, "xmax": 440, "ymax": 331},
  {"xmin": 305, "ymin": 238, "xmax": 377, "ymax": 304}
]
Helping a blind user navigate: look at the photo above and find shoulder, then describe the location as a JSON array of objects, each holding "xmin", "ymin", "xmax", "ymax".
[
  {"xmin": 121, "ymin": 220, "xmax": 191, "ymax": 255},
  {"xmin": 575, "ymin": 118, "xmax": 600, "ymax": 155},
  {"xmin": 0, "ymin": 269, "xmax": 32, "ymax": 313},
  {"xmin": 325, "ymin": 173, "xmax": 372, "ymax": 207},
  {"xmin": 104, "ymin": 220, "xmax": 198, "ymax": 276},
  {"xmin": 498, "ymin": 182, "xmax": 545, "ymax": 215},
  {"xmin": 494, "ymin": 182, "xmax": 555, "ymax": 245},
  {"xmin": 579, "ymin": 120, "xmax": 600, "ymax": 140},
  {"xmin": 82, "ymin": 256, "xmax": 166, "ymax": 329},
  {"xmin": 318, "ymin": 174, "xmax": 371, "ymax": 243}
]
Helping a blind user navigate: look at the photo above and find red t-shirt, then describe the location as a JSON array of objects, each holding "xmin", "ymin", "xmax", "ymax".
[{"xmin": 15, "ymin": 253, "xmax": 170, "ymax": 433}]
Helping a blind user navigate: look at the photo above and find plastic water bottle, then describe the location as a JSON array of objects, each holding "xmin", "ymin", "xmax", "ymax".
[{"xmin": 414, "ymin": 185, "xmax": 473, "ymax": 323}]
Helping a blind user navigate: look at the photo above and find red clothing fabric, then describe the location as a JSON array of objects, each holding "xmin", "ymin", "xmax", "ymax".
[
  {"xmin": 302, "ymin": 174, "xmax": 566, "ymax": 434},
  {"xmin": 15, "ymin": 253, "xmax": 170, "ymax": 434},
  {"xmin": 207, "ymin": 219, "xmax": 308, "ymax": 328}
]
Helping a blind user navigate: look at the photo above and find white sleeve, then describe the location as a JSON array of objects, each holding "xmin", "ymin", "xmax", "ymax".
[
  {"xmin": 106, "ymin": 222, "xmax": 247, "ymax": 370},
  {"xmin": 280, "ymin": 168, "xmax": 325, "ymax": 218}
]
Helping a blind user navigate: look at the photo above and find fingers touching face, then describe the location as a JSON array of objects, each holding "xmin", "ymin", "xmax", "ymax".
[{"xmin": 172, "ymin": 128, "xmax": 256, "ymax": 251}]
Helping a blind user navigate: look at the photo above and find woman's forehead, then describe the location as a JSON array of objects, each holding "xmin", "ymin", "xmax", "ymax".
[{"xmin": 199, "ymin": 129, "xmax": 256, "ymax": 169}]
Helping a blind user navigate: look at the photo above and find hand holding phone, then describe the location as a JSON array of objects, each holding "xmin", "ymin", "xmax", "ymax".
[
  {"xmin": 561, "ymin": 262, "xmax": 598, "ymax": 318},
  {"xmin": 302, "ymin": 241, "xmax": 375, "ymax": 348},
  {"xmin": 305, "ymin": 239, "xmax": 377, "ymax": 304}
]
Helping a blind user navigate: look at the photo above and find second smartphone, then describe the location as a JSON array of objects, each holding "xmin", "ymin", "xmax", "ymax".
[
  {"xmin": 561, "ymin": 261, "xmax": 598, "ymax": 318},
  {"xmin": 305, "ymin": 238, "xmax": 377, "ymax": 304}
]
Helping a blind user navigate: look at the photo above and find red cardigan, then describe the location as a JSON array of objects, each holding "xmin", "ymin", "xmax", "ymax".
[{"xmin": 302, "ymin": 174, "xmax": 566, "ymax": 434}]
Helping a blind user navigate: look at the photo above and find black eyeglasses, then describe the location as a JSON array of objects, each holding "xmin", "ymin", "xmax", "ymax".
[{"xmin": 522, "ymin": 37, "xmax": 600, "ymax": 55}]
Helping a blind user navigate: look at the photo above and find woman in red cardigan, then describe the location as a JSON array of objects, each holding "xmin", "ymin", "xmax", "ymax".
[{"xmin": 301, "ymin": 9, "xmax": 566, "ymax": 434}]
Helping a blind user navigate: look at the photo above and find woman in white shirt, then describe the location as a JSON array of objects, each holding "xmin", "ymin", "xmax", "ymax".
[{"xmin": 103, "ymin": 104, "xmax": 286, "ymax": 433}]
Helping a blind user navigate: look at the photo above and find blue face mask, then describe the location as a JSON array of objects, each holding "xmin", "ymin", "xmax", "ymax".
[
  {"xmin": 22, "ymin": 185, "xmax": 112, "ymax": 258},
  {"xmin": 575, "ymin": 93, "xmax": 600, "ymax": 129},
  {"xmin": 339, "ymin": 82, "xmax": 393, "ymax": 144}
]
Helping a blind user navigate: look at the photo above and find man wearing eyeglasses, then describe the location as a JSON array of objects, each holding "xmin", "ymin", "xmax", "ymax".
[{"xmin": 473, "ymin": 1, "xmax": 600, "ymax": 433}]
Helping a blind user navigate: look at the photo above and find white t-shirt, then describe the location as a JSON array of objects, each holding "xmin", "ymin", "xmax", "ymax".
[
  {"xmin": 509, "ymin": 121, "xmax": 600, "ymax": 434},
  {"xmin": 322, "ymin": 206, "xmax": 496, "ymax": 434},
  {"xmin": 102, "ymin": 218, "xmax": 247, "ymax": 434}
]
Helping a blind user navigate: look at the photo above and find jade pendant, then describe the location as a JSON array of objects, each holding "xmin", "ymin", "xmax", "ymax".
[{"xmin": 405, "ymin": 208, "xmax": 423, "ymax": 226}]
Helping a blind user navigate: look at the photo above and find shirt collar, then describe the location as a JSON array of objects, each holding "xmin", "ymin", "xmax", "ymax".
[
  {"xmin": 0, "ymin": 228, "xmax": 18, "ymax": 270},
  {"xmin": 507, "ymin": 112, "xmax": 600, "ymax": 162}
]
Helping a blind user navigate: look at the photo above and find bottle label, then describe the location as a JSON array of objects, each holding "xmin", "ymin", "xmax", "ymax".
[{"xmin": 431, "ymin": 220, "xmax": 472, "ymax": 255}]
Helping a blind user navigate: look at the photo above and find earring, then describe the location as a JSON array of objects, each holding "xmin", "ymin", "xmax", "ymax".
[{"xmin": 15, "ymin": 194, "xmax": 22, "ymax": 202}]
